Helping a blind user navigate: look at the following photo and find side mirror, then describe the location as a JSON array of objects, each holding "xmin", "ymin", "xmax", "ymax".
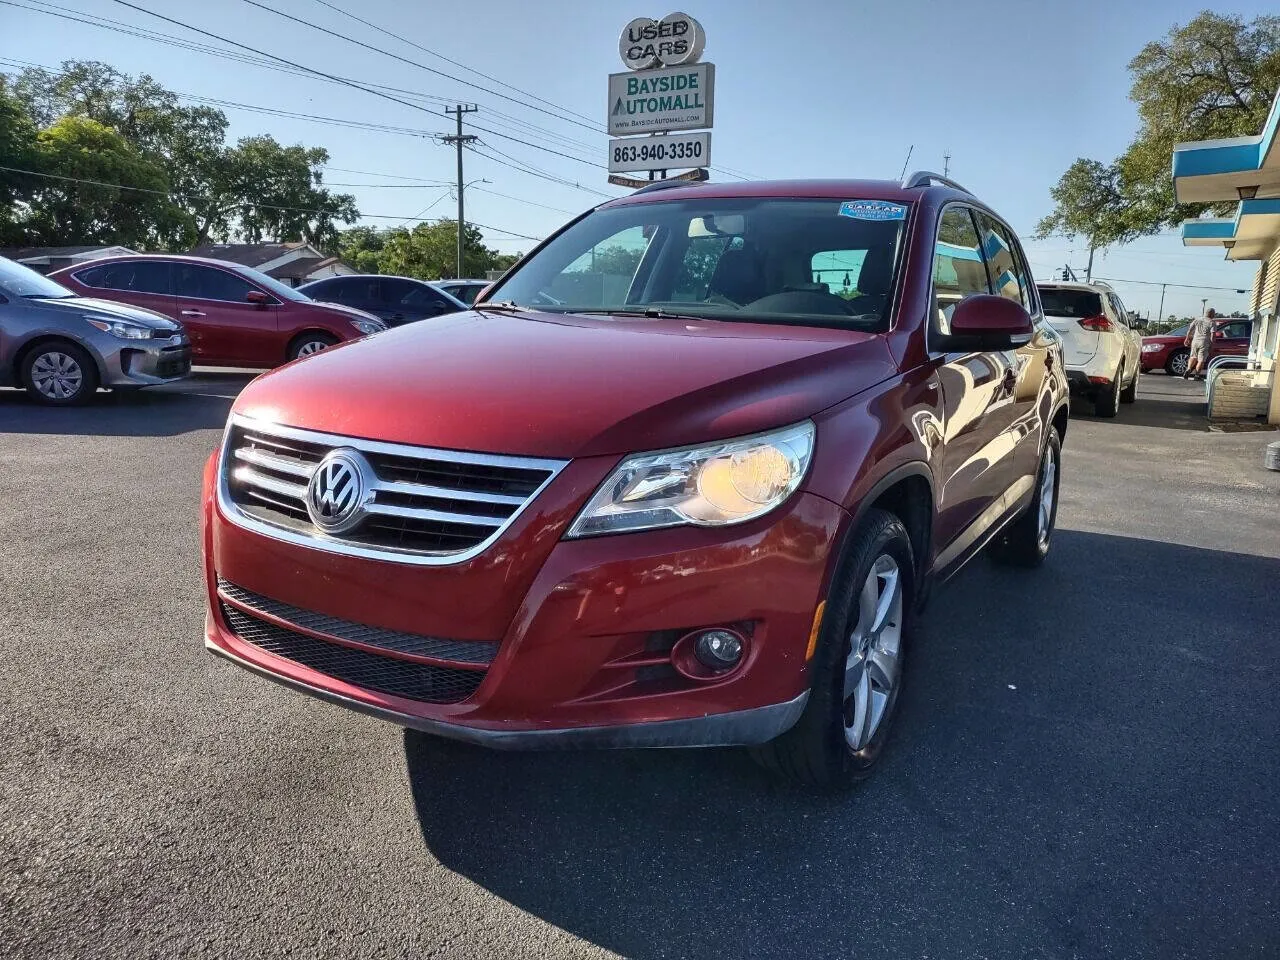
[
  {"xmin": 935, "ymin": 295, "xmax": 1033, "ymax": 353},
  {"xmin": 246, "ymin": 289, "xmax": 271, "ymax": 307}
]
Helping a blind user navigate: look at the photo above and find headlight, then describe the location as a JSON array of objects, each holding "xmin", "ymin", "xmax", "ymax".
[
  {"xmin": 351, "ymin": 319, "xmax": 385, "ymax": 335},
  {"xmin": 1141, "ymin": 343, "xmax": 1163, "ymax": 353},
  {"xmin": 566, "ymin": 421, "xmax": 815, "ymax": 538},
  {"xmin": 84, "ymin": 316, "xmax": 151, "ymax": 339}
]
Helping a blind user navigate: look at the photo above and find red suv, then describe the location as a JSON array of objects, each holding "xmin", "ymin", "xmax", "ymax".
[
  {"xmin": 52, "ymin": 255, "xmax": 386, "ymax": 367},
  {"xmin": 201, "ymin": 175, "xmax": 1069, "ymax": 787}
]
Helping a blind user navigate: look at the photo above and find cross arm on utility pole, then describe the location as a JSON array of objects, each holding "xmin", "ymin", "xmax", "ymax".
[{"xmin": 442, "ymin": 104, "xmax": 479, "ymax": 279}]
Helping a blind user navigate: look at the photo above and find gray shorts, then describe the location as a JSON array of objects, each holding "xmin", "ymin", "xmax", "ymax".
[{"xmin": 1190, "ymin": 340, "xmax": 1210, "ymax": 361}]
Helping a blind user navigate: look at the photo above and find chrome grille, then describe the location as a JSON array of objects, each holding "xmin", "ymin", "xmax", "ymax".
[{"xmin": 218, "ymin": 416, "xmax": 566, "ymax": 564}]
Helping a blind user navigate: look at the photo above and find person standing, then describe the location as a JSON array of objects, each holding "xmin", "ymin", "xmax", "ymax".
[{"xmin": 1183, "ymin": 307, "xmax": 1217, "ymax": 379}]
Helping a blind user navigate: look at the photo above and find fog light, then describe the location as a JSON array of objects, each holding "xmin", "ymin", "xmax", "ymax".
[{"xmin": 694, "ymin": 629, "xmax": 744, "ymax": 670}]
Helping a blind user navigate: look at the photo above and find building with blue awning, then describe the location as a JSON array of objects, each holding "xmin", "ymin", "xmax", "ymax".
[{"xmin": 1174, "ymin": 86, "xmax": 1280, "ymax": 423}]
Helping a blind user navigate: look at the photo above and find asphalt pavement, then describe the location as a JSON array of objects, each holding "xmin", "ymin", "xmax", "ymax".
[{"xmin": 1, "ymin": 370, "xmax": 1278, "ymax": 960}]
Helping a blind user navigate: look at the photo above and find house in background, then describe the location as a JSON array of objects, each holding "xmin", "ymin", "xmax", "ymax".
[
  {"xmin": 0, "ymin": 245, "xmax": 138, "ymax": 274},
  {"xmin": 187, "ymin": 242, "xmax": 355, "ymax": 287}
]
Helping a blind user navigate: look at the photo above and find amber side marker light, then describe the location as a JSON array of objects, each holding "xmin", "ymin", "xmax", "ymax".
[{"xmin": 805, "ymin": 601, "xmax": 826, "ymax": 660}]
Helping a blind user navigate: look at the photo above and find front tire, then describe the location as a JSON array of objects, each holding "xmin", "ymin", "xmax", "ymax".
[
  {"xmin": 751, "ymin": 509, "xmax": 914, "ymax": 789},
  {"xmin": 1094, "ymin": 363, "xmax": 1122, "ymax": 417},
  {"xmin": 989, "ymin": 429, "xmax": 1061, "ymax": 568},
  {"xmin": 1166, "ymin": 349, "xmax": 1189, "ymax": 377},
  {"xmin": 22, "ymin": 342, "xmax": 99, "ymax": 406},
  {"xmin": 1120, "ymin": 366, "xmax": 1138, "ymax": 404},
  {"xmin": 287, "ymin": 332, "xmax": 337, "ymax": 362}
]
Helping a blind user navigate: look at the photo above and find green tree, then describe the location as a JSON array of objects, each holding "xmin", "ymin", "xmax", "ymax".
[
  {"xmin": 19, "ymin": 115, "xmax": 185, "ymax": 247},
  {"xmin": 1037, "ymin": 12, "xmax": 1280, "ymax": 249},
  {"xmin": 491, "ymin": 251, "xmax": 522, "ymax": 273},
  {"xmin": 335, "ymin": 225, "xmax": 390, "ymax": 272},
  {"xmin": 588, "ymin": 245, "xmax": 644, "ymax": 276},
  {"xmin": 379, "ymin": 220, "xmax": 496, "ymax": 279},
  {"xmin": 0, "ymin": 80, "xmax": 41, "ymax": 245},
  {"xmin": 9, "ymin": 60, "xmax": 358, "ymax": 248}
]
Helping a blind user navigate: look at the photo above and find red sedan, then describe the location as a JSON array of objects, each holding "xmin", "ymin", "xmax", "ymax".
[
  {"xmin": 51, "ymin": 255, "xmax": 386, "ymax": 367},
  {"xmin": 1140, "ymin": 318, "xmax": 1253, "ymax": 376}
]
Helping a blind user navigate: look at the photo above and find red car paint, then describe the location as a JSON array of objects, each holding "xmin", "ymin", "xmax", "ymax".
[
  {"xmin": 201, "ymin": 178, "xmax": 1069, "ymax": 745},
  {"xmin": 51, "ymin": 255, "xmax": 380, "ymax": 368},
  {"xmin": 1139, "ymin": 319, "xmax": 1253, "ymax": 374}
]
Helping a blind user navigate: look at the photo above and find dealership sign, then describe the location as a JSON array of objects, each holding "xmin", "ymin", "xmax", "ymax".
[
  {"xmin": 607, "ymin": 63, "xmax": 715, "ymax": 136},
  {"xmin": 619, "ymin": 12, "xmax": 706, "ymax": 70}
]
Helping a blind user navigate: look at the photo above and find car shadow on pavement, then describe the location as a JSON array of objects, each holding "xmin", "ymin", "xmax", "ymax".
[
  {"xmin": 1071, "ymin": 373, "xmax": 1208, "ymax": 430},
  {"xmin": 0, "ymin": 372, "xmax": 254, "ymax": 437},
  {"xmin": 405, "ymin": 529, "xmax": 1280, "ymax": 960}
]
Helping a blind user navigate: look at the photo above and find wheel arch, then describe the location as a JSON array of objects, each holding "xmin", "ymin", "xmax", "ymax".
[
  {"xmin": 284, "ymin": 328, "xmax": 340, "ymax": 361},
  {"xmin": 12, "ymin": 333, "xmax": 108, "ymax": 384},
  {"xmin": 843, "ymin": 462, "xmax": 935, "ymax": 600}
]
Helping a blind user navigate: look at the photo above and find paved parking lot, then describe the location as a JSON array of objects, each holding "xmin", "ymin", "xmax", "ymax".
[{"xmin": 2, "ymin": 372, "xmax": 1278, "ymax": 960}]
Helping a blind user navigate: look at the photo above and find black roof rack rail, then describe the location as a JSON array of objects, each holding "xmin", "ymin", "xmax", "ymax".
[
  {"xmin": 633, "ymin": 178, "xmax": 709, "ymax": 195},
  {"xmin": 902, "ymin": 170, "xmax": 972, "ymax": 194}
]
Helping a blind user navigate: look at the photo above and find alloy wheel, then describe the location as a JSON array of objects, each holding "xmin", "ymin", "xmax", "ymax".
[
  {"xmin": 31, "ymin": 351, "xmax": 84, "ymax": 401},
  {"xmin": 1037, "ymin": 444, "xmax": 1058, "ymax": 547},
  {"xmin": 296, "ymin": 340, "xmax": 328, "ymax": 358},
  {"xmin": 843, "ymin": 554, "xmax": 903, "ymax": 753},
  {"xmin": 1170, "ymin": 352, "xmax": 1188, "ymax": 376}
]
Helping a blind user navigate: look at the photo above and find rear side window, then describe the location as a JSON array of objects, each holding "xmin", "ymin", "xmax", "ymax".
[
  {"xmin": 933, "ymin": 207, "xmax": 990, "ymax": 327},
  {"xmin": 79, "ymin": 261, "xmax": 172, "ymax": 295},
  {"xmin": 1220, "ymin": 320, "xmax": 1251, "ymax": 339},
  {"xmin": 382, "ymin": 278, "xmax": 448, "ymax": 309},
  {"xmin": 810, "ymin": 249, "xmax": 868, "ymax": 298},
  {"xmin": 1039, "ymin": 288, "xmax": 1102, "ymax": 319}
]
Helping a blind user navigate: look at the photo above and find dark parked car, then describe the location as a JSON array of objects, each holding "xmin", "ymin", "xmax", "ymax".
[
  {"xmin": 299, "ymin": 275, "xmax": 467, "ymax": 327},
  {"xmin": 435, "ymin": 279, "xmax": 490, "ymax": 305},
  {"xmin": 203, "ymin": 174, "xmax": 1068, "ymax": 788},
  {"xmin": 51, "ymin": 255, "xmax": 385, "ymax": 368},
  {"xmin": 1140, "ymin": 319, "xmax": 1253, "ymax": 376},
  {"xmin": 0, "ymin": 256, "xmax": 190, "ymax": 405}
]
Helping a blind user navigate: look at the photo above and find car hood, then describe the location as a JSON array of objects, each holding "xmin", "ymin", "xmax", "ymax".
[
  {"xmin": 233, "ymin": 309, "xmax": 897, "ymax": 458},
  {"xmin": 39, "ymin": 296, "xmax": 180, "ymax": 329},
  {"xmin": 307, "ymin": 300, "xmax": 382, "ymax": 324}
]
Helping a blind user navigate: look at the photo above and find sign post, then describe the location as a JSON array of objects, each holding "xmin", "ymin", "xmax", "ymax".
[{"xmin": 608, "ymin": 13, "xmax": 713, "ymax": 185}]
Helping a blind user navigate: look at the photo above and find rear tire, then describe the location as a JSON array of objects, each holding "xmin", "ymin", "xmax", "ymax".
[
  {"xmin": 21, "ymin": 341, "xmax": 99, "ymax": 406},
  {"xmin": 989, "ymin": 429, "xmax": 1061, "ymax": 568},
  {"xmin": 1120, "ymin": 366, "xmax": 1138, "ymax": 404},
  {"xmin": 1166, "ymin": 349, "xmax": 1189, "ymax": 377},
  {"xmin": 750, "ymin": 509, "xmax": 915, "ymax": 789},
  {"xmin": 1094, "ymin": 364, "xmax": 1122, "ymax": 417},
  {"xmin": 287, "ymin": 332, "xmax": 338, "ymax": 362}
]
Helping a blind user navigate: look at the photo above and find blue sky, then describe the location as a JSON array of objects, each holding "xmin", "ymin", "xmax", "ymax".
[{"xmin": 2, "ymin": 0, "xmax": 1273, "ymax": 318}]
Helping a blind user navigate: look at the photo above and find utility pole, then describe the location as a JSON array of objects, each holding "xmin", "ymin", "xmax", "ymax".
[
  {"xmin": 1157, "ymin": 283, "xmax": 1167, "ymax": 323},
  {"xmin": 1085, "ymin": 245, "xmax": 1095, "ymax": 282},
  {"xmin": 442, "ymin": 104, "xmax": 478, "ymax": 279},
  {"xmin": 943, "ymin": 152, "xmax": 950, "ymax": 178}
]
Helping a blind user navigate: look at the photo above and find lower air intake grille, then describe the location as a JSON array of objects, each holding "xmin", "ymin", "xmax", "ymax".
[{"xmin": 221, "ymin": 604, "xmax": 485, "ymax": 704}]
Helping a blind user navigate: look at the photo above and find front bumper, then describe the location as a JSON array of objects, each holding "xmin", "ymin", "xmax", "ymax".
[
  {"xmin": 202, "ymin": 450, "xmax": 845, "ymax": 748},
  {"xmin": 99, "ymin": 333, "xmax": 192, "ymax": 386}
]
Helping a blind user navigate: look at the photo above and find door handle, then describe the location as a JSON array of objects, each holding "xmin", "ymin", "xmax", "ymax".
[{"xmin": 181, "ymin": 309, "xmax": 206, "ymax": 317}]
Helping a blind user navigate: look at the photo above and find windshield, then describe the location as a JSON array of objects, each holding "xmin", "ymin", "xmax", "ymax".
[
  {"xmin": 241, "ymin": 266, "xmax": 310, "ymax": 302},
  {"xmin": 484, "ymin": 197, "xmax": 908, "ymax": 330},
  {"xmin": 0, "ymin": 258, "xmax": 76, "ymax": 299}
]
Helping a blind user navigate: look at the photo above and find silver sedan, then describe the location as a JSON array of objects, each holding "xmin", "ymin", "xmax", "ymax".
[{"xmin": 0, "ymin": 257, "xmax": 191, "ymax": 405}]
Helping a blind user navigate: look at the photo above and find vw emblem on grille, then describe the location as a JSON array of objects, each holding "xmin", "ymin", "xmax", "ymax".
[{"xmin": 306, "ymin": 449, "xmax": 370, "ymax": 534}]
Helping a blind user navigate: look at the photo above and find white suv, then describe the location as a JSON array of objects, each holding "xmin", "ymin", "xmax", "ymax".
[{"xmin": 1036, "ymin": 281, "xmax": 1142, "ymax": 418}]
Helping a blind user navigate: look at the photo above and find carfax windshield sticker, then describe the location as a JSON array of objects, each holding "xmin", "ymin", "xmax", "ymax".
[{"xmin": 839, "ymin": 200, "xmax": 908, "ymax": 221}]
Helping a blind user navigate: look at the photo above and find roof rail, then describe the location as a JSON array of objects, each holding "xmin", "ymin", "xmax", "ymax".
[
  {"xmin": 902, "ymin": 170, "xmax": 972, "ymax": 194},
  {"xmin": 633, "ymin": 178, "xmax": 708, "ymax": 195}
]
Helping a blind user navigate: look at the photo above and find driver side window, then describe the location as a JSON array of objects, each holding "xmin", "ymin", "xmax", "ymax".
[
  {"xmin": 552, "ymin": 225, "xmax": 651, "ymax": 307},
  {"xmin": 933, "ymin": 206, "xmax": 991, "ymax": 331}
]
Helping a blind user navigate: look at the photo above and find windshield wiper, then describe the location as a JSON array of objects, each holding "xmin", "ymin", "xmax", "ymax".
[{"xmin": 473, "ymin": 300, "xmax": 527, "ymax": 312}]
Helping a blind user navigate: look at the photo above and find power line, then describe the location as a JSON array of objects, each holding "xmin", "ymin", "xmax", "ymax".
[
  {"xmin": 303, "ymin": 0, "xmax": 603, "ymax": 133},
  {"xmin": 0, "ymin": 163, "xmax": 541, "ymax": 238}
]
